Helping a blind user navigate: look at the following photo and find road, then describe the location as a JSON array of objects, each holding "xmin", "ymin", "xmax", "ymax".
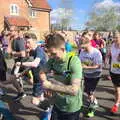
[{"xmin": 1, "ymin": 59, "xmax": 120, "ymax": 120}]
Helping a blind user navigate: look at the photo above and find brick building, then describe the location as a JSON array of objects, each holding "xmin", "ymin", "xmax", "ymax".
[{"xmin": 0, "ymin": 0, "xmax": 51, "ymax": 39}]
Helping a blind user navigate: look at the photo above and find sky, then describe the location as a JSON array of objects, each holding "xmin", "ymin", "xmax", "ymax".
[{"xmin": 47, "ymin": 0, "xmax": 120, "ymax": 30}]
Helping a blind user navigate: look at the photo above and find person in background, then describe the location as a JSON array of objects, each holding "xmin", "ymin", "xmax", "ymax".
[
  {"xmin": 92, "ymin": 32, "xmax": 106, "ymax": 66},
  {"xmin": 8, "ymin": 26, "xmax": 26, "ymax": 101},
  {"xmin": 109, "ymin": 32, "xmax": 120, "ymax": 114},
  {"xmin": 75, "ymin": 32, "xmax": 81, "ymax": 47},
  {"xmin": 65, "ymin": 39, "xmax": 72, "ymax": 52},
  {"xmin": 16, "ymin": 36, "xmax": 47, "ymax": 105},
  {"xmin": 79, "ymin": 32, "xmax": 102, "ymax": 117},
  {"xmin": 0, "ymin": 30, "xmax": 4, "ymax": 48},
  {"xmin": 2, "ymin": 32, "xmax": 11, "ymax": 56},
  {"xmin": 0, "ymin": 30, "xmax": 11, "ymax": 55},
  {"xmin": 0, "ymin": 48, "xmax": 7, "ymax": 95},
  {"xmin": 80, "ymin": 31, "xmax": 96, "ymax": 49}
]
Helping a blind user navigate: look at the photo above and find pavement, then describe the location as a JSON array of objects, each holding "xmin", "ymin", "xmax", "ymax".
[{"xmin": 1, "ymin": 59, "xmax": 120, "ymax": 120}]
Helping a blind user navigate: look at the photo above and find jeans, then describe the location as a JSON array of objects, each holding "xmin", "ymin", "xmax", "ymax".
[{"xmin": 33, "ymin": 83, "xmax": 44, "ymax": 97}]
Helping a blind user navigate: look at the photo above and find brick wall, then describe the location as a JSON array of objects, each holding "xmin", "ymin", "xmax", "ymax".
[
  {"xmin": 0, "ymin": 0, "xmax": 29, "ymax": 32},
  {"xmin": 29, "ymin": 10, "xmax": 50, "ymax": 38},
  {"xmin": 0, "ymin": 0, "xmax": 50, "ymax": 38}
]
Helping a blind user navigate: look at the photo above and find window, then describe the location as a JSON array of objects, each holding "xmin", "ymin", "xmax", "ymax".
[
  {"xmin": 29, "ymin": 8, "xmax": 36, "ymax": 18},
  {"xmin": 10, "ymin": 4, "xmax": 19, "ymax": 15}
]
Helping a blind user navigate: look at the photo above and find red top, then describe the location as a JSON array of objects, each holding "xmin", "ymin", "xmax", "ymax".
[{"xmin": 90, "ymin": 40, "xmax": 97, "ymax": 48}]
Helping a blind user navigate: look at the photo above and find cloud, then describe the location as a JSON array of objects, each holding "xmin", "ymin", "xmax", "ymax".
[
  {"xmin": 50, "ymin": 8, "xmax": 73, "ymax": 24},
  {"xmin": 95, "ymin": 0, "xmax": 120, "ymax": 9},
  {"xmin": 79, "ymin": 9, "xmax": 86, "ymax": 14}
]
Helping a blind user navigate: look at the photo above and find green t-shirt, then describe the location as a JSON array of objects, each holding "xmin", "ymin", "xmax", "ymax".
[{"xmin": 47, "ymin": 53, "xmax": 83, "ymax": 112}]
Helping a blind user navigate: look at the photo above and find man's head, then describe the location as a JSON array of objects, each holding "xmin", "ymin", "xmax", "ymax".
[
  {"xmin": 80, "ymin": 31, "xmax": 91, "ymax": 49},
  {"xmin": 45, "ymin": 33, "xmax": 66, "ymax": 60},
  {"xmin": 113, "ymin": 32, "xmax": 120, "ymax": 45},
  {"xmin": 26, "ymin": 35, "xmax": 36, "ymax": 50},
  {"xmin": 93, "ymin": 32, "xmax": 100, "ymax": 40},
  {"xmin": 18, "ymin": 30, "xmax": 24, "ymax": 38},
  {"xmin": 81, "ymin": 31, "xmax": 93, "ymax": 41}
]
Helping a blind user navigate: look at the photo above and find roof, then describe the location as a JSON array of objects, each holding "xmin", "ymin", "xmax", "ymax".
[
  {"xmin": 5, "ymin": 16, "xmax": 31, "ymax": 27},
  {"xmin": 30, "ymin": 0, "xmax": 51, "ymax": 10}
]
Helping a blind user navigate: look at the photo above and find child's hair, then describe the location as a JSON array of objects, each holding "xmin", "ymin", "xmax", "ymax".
[{"xmin": 45, "ymin": 33, "xmax": 65, "ymax": 49}]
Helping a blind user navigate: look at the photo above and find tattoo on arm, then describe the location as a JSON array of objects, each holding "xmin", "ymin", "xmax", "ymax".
[{"xmin": 47, "ymin": 78, "xmax": 81, "ymax": 96}]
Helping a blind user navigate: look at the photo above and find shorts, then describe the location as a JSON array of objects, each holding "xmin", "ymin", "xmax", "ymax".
[
  {"xmin": 110, "ymin": 72, "xmax": 120, "ymax": 87},
  {"xmin": 84, "ymin": 77, "xmax": 100, "ymax": 95},
  {"xmin": 50, "ymin": 105, "xmax": 81, "ymax": 120}
]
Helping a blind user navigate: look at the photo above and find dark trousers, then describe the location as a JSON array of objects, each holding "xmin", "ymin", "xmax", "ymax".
[
  {"xmin": 50, "ymin": 105, "xmax": 81, "ymax": 120},
  {"xmin": 0, "ymin": 69, "xmax": 6, "ymax": 81}
]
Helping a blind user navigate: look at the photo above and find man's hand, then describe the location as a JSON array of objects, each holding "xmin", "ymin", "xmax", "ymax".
[
  {"xmin": 43, "ymin": 80, "xmax": 51, "ymax": 89},
  {"xmin": 11, "ymin": 51, "xmax": 16, "ymax": 56},
  {"xmin": 39, "ymin": 72, "xmax": 52, "ymax": 89},
  {"xmin": 39, "ymin": 71, "xmax": 47, "ymax": 82},
  {"xmin": 82, "ymin": 64, "xmax": 88, "ymax": 69},
  {"xmin": 16, "ymin": 62, "xmax": 21, "ymax": 66}
]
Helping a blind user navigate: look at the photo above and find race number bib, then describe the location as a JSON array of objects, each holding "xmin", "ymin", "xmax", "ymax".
[{"xmin": 112, "ymin": 63, "xmax": 120, "ymax": 69}]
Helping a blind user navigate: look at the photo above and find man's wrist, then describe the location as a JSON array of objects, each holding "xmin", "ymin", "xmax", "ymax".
[{"xmin": 43, "ymin": 81, "xmax": 52, "ymax": 89}]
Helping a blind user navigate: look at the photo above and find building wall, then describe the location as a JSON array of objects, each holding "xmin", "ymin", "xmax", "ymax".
[
  {"xmin": 29, "ymin": 10, "xmax": 50, "ymax": 39},
  {"xmin": 0, "ymin": 0, "xmax": 50, "ymax": 39},
  {"xmin": 0, "ymin": 0, "xmax": 29, "ymax": 31}
]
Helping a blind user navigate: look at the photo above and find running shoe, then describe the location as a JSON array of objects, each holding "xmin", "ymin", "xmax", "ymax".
[
  {"xmin": 87, "ymin": 109, "xmax": 95, "ymax": 117},
  {"xmin": 111, "ymin": 105, "xmax": 119, "ymax": 113},
  {"xmin": 13, "ymin": 92, "xmax": 26, "ymax": 101}
]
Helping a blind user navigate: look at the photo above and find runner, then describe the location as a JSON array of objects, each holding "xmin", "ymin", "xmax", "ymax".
[
  {"xmin": 39, "ymin": 33, "xmax": 83, "ymax": 120},
  {"xmin": 92, "ymin": 32, "xmax": 106, "ymax": 66},
  {"xmin": 75, "ymin": 32, "xmax": 81, "ymax": 47},
  {"xmin": 9, "ymin": 26, "xmax": 26, "ymax": 101},
  {"xmin": 79, "ymin": 32, "xmax": 102, "ymax": 117},
  {"xmin": 16, "ymin": 35, "xmax": 47, "ymax": 105},
  {"xmin": 109, "ymin": 32, "xmax": 120, "ymax": 114},
  {"xmin": 0, "ymin": 48, "xmax": 7, "ymax": 96}
]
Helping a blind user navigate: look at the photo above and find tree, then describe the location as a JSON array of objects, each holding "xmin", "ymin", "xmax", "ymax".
[
  {"xmin": 86, "ymin": 0, "xmax": 120, "ymax": 31},
  {"xmin": 59, "ymin": 0, "xmax": 75, "ymax": 30},
  {"xmin": 51, "ymin": 0, "xmax": 75, "ymax": 31}
]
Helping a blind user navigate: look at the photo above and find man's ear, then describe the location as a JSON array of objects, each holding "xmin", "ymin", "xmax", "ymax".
[{"xmin": 61, "ymin": 47, "xmax": 65, "ymax": 52}]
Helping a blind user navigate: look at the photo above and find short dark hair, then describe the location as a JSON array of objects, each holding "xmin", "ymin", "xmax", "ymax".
[
  {"xmin": 81, "ymin": 31, "xmax": 89, "ymax": 37},
  {"xmin": 45, "ymin": 33, "xmax": 65, "ymax": 49}
]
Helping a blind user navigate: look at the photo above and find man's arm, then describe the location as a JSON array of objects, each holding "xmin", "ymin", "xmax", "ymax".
[
  {"xmin": 40, "ymin": 72, "xmax": 81, "ymax": 96},
  {"xmin": 83, "ymin": 51, "xmax": 102, "ymax": 69},
  {"xmin": 82, "ymin": 64, "xmax": 101, "ymax": 69},
  {"xmin": 16, "ymin": 57, "xmax": 40, "ymax": 68}
]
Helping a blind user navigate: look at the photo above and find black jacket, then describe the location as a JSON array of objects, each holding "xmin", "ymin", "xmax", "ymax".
[{"xmin": 0, "ymin": 49, "xmax": 7, "ymax": 71}]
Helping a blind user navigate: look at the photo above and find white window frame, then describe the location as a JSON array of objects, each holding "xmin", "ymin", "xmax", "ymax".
[
  {"xmin": 10, "ymin": 4, "xmax": 19, "ymax": 15},
  {"xmin": 29, "ymin": 8, "xmax": 36, "ymax": 18}
]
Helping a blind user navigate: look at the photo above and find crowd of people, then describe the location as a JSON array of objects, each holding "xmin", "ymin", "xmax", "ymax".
[{"xmin": 0, "ymin": 26, "xmax": 119, "ymax": 120}]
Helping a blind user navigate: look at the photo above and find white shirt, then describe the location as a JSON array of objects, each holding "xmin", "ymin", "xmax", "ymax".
[
  {"xmin": 110, "ymin": 43, "xmax": 120, "ymax": 74},
  {"xmin": 79, "ymin": 47, "xmax": 102, "ymax": 78}
]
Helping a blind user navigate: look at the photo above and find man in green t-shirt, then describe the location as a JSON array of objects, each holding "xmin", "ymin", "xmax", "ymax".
[{"xmin": 39, "ymin": 33, "xmax": 83, "ymax": 120}]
